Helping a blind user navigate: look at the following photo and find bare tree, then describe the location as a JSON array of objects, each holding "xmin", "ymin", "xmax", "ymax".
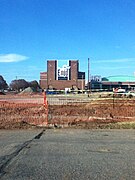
[
  {"xmin": 10, "ymin": 79, "xmax": 29, "ymax": 91},
  {"xmin": 0, "ymin": 75, "xmax": 8, "ymax": 90},
  {"xmin": 29, "ymin": 80, "xmax": 41, "ymax": 90}
]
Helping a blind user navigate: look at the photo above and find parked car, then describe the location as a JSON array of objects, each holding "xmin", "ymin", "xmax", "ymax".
[{"xmin": 126, "ymin": 91, "xmax": 135, "ymax": 98}]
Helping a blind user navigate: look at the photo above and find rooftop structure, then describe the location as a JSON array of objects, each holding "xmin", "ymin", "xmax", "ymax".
[
  {"xmin": 102, "ymin": 75, "xmax": 135, "ymax": 82},
  {"xmin": 101, "ymin": 75, "xmax": 135, "ymax": 90}
]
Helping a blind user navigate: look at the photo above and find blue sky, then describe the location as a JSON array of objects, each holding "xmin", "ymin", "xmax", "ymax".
[{"xmin": 0, "ymin": 0, "xmax": 135, "ymax": 84}]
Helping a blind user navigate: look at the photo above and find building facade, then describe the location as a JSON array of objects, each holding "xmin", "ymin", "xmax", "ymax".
[
  {"xmin": 101, "ymin": 75, "xmax": 135, "ymax": 90},
  {"xmin": 40, "ymin": 60, "xmax": 85, "ymax": 90},
  {"xmin": 89, "ymin": 75, "xmax": 135, "ymax": 91}
]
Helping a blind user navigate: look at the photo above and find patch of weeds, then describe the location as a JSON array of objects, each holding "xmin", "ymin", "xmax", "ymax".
[{"xmin": 103, "ymin": 122, "xmax": 135, "ymax": 129}]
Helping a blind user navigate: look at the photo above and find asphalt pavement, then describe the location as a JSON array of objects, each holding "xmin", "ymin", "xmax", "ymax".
[{"xmin": 0, "ymin": 129, "xmax": 135, "ymax": 180}]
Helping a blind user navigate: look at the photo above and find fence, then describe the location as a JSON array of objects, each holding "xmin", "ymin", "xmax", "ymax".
[
  {"xmin": 47, "ymin": 95, "xmax": 135, "ymax": 128},
  {"xmin": 0, "ymin": 93, "xmax": 135, "ymax": 129}
]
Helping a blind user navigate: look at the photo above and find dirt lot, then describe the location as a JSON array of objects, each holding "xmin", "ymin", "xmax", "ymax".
[
  {"xmin": 0, "ymin": 94, "xmax": 135, "ymax": 129},
  {"xmin": 49, "ymin": 98, "xmax": 135, "ymax": 128}
]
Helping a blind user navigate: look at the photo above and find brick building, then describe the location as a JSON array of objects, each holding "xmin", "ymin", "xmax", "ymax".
[{"xmin": 40, "ymin": 60, "xmax": 85, "ymax": 90}]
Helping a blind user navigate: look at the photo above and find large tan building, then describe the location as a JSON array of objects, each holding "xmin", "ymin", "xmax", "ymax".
[{"xmin": 40, "ymin": 60, "xmax": 85, "ymax": 90}]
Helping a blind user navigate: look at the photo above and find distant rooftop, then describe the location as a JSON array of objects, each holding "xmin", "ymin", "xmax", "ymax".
[{"xmin": 102, "ymin": 75, "xmax": 135, "ymax": 82}]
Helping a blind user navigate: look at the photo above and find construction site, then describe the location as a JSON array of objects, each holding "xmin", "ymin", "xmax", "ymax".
[{"xmin": 0, "ymin": 91, "xmax": 135, "ymax": 129}]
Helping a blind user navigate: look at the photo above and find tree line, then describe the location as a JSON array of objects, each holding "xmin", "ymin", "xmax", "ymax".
[{"xmin": 0, "ymin": 75, "xmax": 40, "ymax": 92}]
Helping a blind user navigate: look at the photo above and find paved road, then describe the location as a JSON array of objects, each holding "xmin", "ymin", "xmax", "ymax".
[{"xmin": 0, "ymin": 129, "xmax": 135, "ymax": 180}]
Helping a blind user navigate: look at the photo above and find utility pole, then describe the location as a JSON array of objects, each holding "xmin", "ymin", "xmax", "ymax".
[
  {"xmin": 82, "ymin": 74, "xmax": 84, "ymax": 93},
  {"xmin": 88, "ymin": 58, "xmax": 90, "ymax": 97}
]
